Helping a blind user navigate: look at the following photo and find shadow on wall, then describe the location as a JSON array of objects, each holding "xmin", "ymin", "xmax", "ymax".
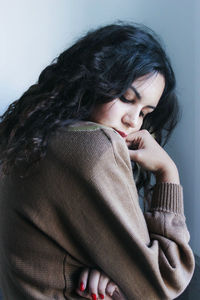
[{"xmin": 0, "ymin": 255, "xmax": 199, "ymax": 299}]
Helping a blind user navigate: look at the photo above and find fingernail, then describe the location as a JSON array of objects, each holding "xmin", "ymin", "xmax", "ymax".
[
  {"xmin": 99, "ymin": 294, "xmax": 104, "ymax": 299},
  {"xmin": 80, "ymin": 281, "xmax": 85, "ymax": 291},
  {"xmin": 91, "ymin": 293, "xmax": 97, "ymax": 300}
]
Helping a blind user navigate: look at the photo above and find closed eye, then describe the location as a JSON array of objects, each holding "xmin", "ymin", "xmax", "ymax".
[
  {"xmin": 119, "ymin": 95, "xmax": 155, "ymax": 117},
  {"xmin": 119, "ymin": 95, "xmax": 135, "ymax": 103},
  {"xmin": 120, "ymin": 96, "xmax": 145, "ymax": 117}
]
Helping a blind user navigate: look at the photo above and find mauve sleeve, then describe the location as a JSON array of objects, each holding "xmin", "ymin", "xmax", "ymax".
[{"xmin": 49, "ymin": 126, "xmax": 195, "ymax": 300}]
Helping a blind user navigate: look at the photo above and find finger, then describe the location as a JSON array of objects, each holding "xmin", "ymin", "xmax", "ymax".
[
  {"xmin": 78, "ymin": 268, "xmax": 89, "ymax": 292},
  {"xmin": 126, "ymin": 129, "xmax": 150, "ymax": 145},
  {"xmin": 126, "ymin": 137, "xmax": 143, "ymax": 151},
  {"xmin": 88, "ymin": 269, "xmax": 101, "ymax": 300},
  {"xmin": 128, "ymin": 149, "xmax": 143, "ymax": 162},
  {"xmin": 76, "ymin": 268, "xmax": 91, "ymax": 299},
  {"xmin": 76, "ymin": 288, "xmax": 91, "ymax": 299},
  {"xmin": 76, "ymin": 289, "xmax": 91, "ymax": 300},
  {"xmin": 98, "ymin": 272, "xmax": 110, "ymax": 299},
  {"xmin": 105, "ymin": 281, "xmax": 118, "ymax": 297},
  {"xmin": 126, "ymin": 129, "xmax": 149, "ymax": 140}
]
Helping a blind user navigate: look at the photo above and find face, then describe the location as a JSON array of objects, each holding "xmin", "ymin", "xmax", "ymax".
[{"xmin": 89, "ymin": 73, "xmax": 165, "ymax": 138}]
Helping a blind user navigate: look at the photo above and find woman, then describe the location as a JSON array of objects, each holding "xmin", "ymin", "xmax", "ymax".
[{"xmin": 0, "ymin": 22, "xmax": 194, "ymax": 300}]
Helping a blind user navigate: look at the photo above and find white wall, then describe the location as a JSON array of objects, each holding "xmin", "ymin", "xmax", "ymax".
[
  {"xmin": 0, "ymin": 0, "xmax": 199, "ymax": 254},
  {"xmin": 0, "ymin": 0, "xmax": 71, "ymax": 112}
]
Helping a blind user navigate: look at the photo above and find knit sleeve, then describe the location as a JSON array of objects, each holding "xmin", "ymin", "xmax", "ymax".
[{"xmin": 48, "ymin": 126, "xmax": 195, "ymax": 300}]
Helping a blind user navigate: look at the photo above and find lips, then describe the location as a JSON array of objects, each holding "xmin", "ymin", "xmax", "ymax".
[{"xmin": 114, "ymin": 129, "xmax": 128, "ymax": 138}]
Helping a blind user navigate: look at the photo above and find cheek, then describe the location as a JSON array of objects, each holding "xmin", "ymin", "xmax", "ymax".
[
  {"xmin": 90, "ymin": 100, "xmax": 122, "ymax": 123},
  {"xmin": 99, "ymin": 104, "xmax": 120, "ymax": 121},
  {"xmin": 99, "ymin": 107, "xmax": 115, "ymax": 122}
]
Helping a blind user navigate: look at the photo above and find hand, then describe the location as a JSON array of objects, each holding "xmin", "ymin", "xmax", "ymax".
[
  {"xmin": 76, "ymin": 268, "xmax": 119, "ymax": 300},
  {"xmin": 125, "ymin": 130, "xmax": 180, "ymax": 184}
]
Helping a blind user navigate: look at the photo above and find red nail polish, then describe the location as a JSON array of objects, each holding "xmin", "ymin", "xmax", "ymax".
[
  {"xmin": 91, "ymin": 293, "xmax": 97, "ymax": 300},
  {"xmin": 80, "ymin": 281, "xmax": 85, "ymax": 291},
  {"xmin": 99, "ymin": 293, "xmax": 104, "ymax": 299}
]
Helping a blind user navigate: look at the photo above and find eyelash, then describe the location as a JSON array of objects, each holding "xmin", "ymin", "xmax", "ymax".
[
  {"xmin": 119, "ymin": 95, "xmax": 134, "ymax": 103},
  {"xmin": 119, "ymin": 96, "xmax": 145, "ymax": 117}
]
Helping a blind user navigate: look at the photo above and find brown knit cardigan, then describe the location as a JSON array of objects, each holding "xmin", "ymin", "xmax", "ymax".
[{"xmin": 0, "ymin": 121, "xmax": 195, "ymax": 300}]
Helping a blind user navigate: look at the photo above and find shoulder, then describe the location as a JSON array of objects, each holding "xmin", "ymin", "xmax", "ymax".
[{"xmin": 48, "ymin": 121, "xmax": 131, "ymax": 171}]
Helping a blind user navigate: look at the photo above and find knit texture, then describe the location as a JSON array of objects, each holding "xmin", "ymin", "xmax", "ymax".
[
  {"xmin": 151, "ymin": 183, "xmax": 184, "ymax": 214},
  {"xmin": 0, "ymin": 121, "xmax": 195, "ymax": 300}
]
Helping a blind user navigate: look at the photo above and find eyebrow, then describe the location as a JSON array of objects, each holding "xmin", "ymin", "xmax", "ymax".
[
  {"xmin": 130, "ymin": 86, "xmax": 141, "ymax": 99},
  {"xmin": 129, "ymin": 86, "xmax": 156, "ymax": 110}
]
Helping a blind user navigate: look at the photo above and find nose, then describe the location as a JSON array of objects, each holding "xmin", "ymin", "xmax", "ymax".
[{"xmin": 122, "ymin": 110, "xmax": 140, "ymax": 128}]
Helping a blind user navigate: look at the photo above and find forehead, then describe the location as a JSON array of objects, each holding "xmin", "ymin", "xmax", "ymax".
[{"xmin": 129, "ymin": 73, "xmax": 165, "ymax": 106}]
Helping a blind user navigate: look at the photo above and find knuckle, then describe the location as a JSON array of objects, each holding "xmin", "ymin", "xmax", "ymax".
[
  {"xmin": 80, "ymin": 267, "xmax": 89, "ymax": 277},
  {"xmin": 106, "ymin": 281, "xmax": 116, "ymax": 295},
  {"xmin": 99, "ymin": 273, "xmax": 108, "ymax": 281},
  {"xmin": 107, "ymin": 281, "xmax": 116, "ymax": 287},
  {"xmin": 90, "ymin": 269, "xmax": 100, "ymax": 276},
  {"xmin": 141, "ymin": 129, "xmax": 149, "ymax": 135}
]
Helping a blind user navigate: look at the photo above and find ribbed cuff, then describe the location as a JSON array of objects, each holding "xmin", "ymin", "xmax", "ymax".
[{"xmin": 150, "ymin": 183, "xmax": 184, "ymax": 215}]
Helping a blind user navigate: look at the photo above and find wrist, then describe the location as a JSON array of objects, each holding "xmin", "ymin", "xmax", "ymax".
[{"xmin": 155, "ymin": 162, "xmax": 180, "ymax": 184}]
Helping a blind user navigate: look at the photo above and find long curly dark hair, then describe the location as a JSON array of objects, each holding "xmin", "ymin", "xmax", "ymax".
[{"xmin": 0, "ymin": 22, "xmax": 180, "ymax": 202}]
